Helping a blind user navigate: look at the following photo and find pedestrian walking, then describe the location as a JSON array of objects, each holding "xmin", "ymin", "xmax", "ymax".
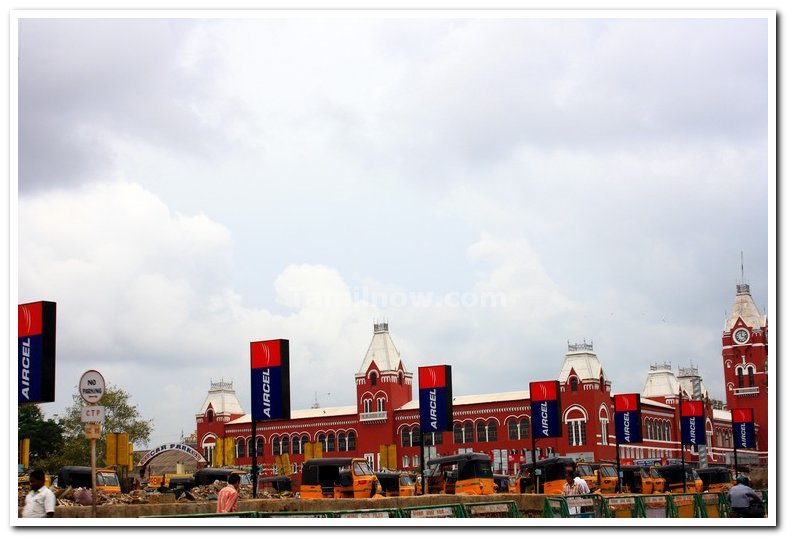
[
  {"xmin": 216, "ymin": 473, "xmax": 241, "ymax": 513},
  {"xmin": 22, "ymin": 469, "xmax": 56, "ymax": 518}
]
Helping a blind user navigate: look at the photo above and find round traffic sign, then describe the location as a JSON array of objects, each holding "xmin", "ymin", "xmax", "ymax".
[{"xmin": 79, "ymin": 369, "xmax": 106, "ymax": 403}]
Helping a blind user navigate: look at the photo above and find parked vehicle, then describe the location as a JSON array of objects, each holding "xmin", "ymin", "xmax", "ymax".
[
  {"xmin": 653, "ymin": 464, "xmax": 703, "ymax": 493},
  {"xmin": 375, "ymin": 471, "xmax": 416, "ymax": 497},
  {"xmin": 696, "ymin": 467, "xmax": 735, "ymax": 493},
  {"xmin": 424, "ymin": 453, "xmax": 495, "ymax": 495},
  {"xmin": 192, "ymin": 468, "xmax": 250, "ymax": 486},
  {"xmin": 53, "ymin": 466, "xmax": 121, "ymax": 494},
  {"xmin": 258, "ymin": 475, "xmax": 292, "ymax": 493},
  {"xmin": 618, "ymin": 465, "xmax": 650, "ymax": 494},
  {"xmin": 492, "ymin": 474, "xmax": 514, "ymax": 493},
  {"xmin": 300, "ymin": 458, "xmax": 380, "ymax": 499},
  {"xmin": 648, "ymin": 466, "xmax": 667, "ymax": 493},
  {"xmin": 519, "ymin": 457, "xmax": 577, "ymax": 494},
  {"xmin": 575, "ymin": 462, "xmax": 599, "ymax": 491},
  {"xmin": 590, "ymin": 462, "xmax": 619, "ymax": 494}
]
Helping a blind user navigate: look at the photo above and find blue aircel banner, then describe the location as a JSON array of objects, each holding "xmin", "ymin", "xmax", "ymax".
[
  {"xmin": 419, "ymin": 365, "xmax": 453, "ymax": 432},
  {"xmin": 530, "ymin": 380, "xmax": 561, "ymax": 438},
  {"xmin": 732, "ymin": 408, "xmax": 755, "ymax": 449},
  {"xmin": 250, "ymin": 339, "xmax": 291, "ymax": 421},
  {"xmin": 18, "ymin": 301, "xmax": 56, "ymax": 405},
  {"xmin": 614, "ymin": 394, "xmax": 642, "ymax": 444},
  {"xmin": 680, "ymin": 401, "xmax": 706, "ymax": 446}
]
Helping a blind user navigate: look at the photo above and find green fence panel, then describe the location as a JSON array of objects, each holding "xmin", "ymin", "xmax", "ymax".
[
  {"xmin": 700, "ymin": 493, "xmax": 726, "ymax": 518},
  {"xmin": 758, "ymin": 490, "xmax": 768, "ymax": 517},
  {"xmin": 604, "ymin": 495, "xmax": 642, "ymax": 518},
  {"xmin": 670, "ymin": 493, "xmax": 701, "ymax": 518},
  {"xmin": 463, "ymin": 501, "xmax": 520, "ymax": 518},
  {"xmin": 542, "ymin": 496, "xmax": 569, "ymax": 518},
  {"xmin": 399, "ymin": 504, "xmax": 467, "ymax": 518},
  {"xmin": 256, "ymin": 511, "xmax": 335, "ymax": 518},
  {"xmin": 563, "ymin": 494, "xmax": 605, "ymax": 518},
  {"xmin": 141, "ymin": 511, "xmax": 258, "ymax": 518},
  {"xmin": 332, "ymin": 508, "xmax": 403, "ymax": 519},
  {"xmin": 639, "ymin": 495, "xmax": 672, "ymax": 518}
]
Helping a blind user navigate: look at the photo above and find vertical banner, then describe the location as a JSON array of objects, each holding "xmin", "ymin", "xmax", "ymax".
[
  {"xmin": 18, "ymin": 301, "xmax": 57, "ymax": 404},
  {"xmin": 732, "ymin": 408, "xmax": 755, "ymax": 449},
  {"xmin": 680, "ymin": 401, "xmax": 706, "ymax": 446},
  {"xmin": 250, "ymin": 339, "xmax": 291, "ymax": 421},
  {"xmin": 614, "ymin": 394, "xmax": 643, "ymax": 444},
  {"xmin": 224, "ymin": 437, "xmax": 235, "ymax": 466},
  {"xmin": 418, "ymin": 365, "xmax": 453, "ymax": 432},
  {"xmin": 530, "ymin": 381, "xmax": 561, "ymax": 438},
  {"xmin": 20, "ymin": 439, "xmax": 30, "ymax": 468}
]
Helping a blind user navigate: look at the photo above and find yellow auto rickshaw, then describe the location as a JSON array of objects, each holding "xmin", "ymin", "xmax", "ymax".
[
  {"xmin": 300, "ymin": 457, "xmax": 380, "ymax": 499},
  {"xmin": 425, "ymin": 453, "xmax": 495, "ymax": 495}
]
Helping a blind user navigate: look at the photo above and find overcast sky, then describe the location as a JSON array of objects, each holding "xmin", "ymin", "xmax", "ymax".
[{"xmin": 15, "ymin": 14, "xmax": 771, "ymax": 449}]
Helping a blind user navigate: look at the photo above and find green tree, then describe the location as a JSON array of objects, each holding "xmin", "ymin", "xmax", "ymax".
[
  {"xmin": 18, "ymin": 405, "xmax": 65, "ymax": 471},
  {"xmin": 59, "ymin": 383, "xmax": 153, "ymax": 467}
]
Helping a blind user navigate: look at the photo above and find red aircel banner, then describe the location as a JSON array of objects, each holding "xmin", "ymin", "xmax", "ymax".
[
  {"xmin": 680, "ymin": 400, "xmax": 706, "ymax": 446},
  {"xmin": 419, "ymin": 365, "xmax": 453, "ymax": 432},
  {"xmin": 614, "ymin": 394, "xmax": 642, "ymax": 444},
  {"xmin": 18, "ymin": 301, "xmax": 56, "ymax": 404},
  {"xmin": 530, "ymin": 380, "xmax": 561, "ymax": 438},
  {"xmin": 732, "ymin": 408, "xmax": 755, "ymax": 449},
  {"xmin": 250, "ymin": 339, "xmax": 290, "ymax": 421}
]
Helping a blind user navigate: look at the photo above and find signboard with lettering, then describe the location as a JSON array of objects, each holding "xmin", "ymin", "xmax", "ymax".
[
  {"xmin": 680, "ymin": 400, "xmax": 706, "ymax": 446},
  {"xmin": 81, "ymin": 405, "xmax": 105, "ymax": 423},
  {"xmin": 731, "ymin": 408, "xmax": 755, "ymax": 449},
  {"xmin": 614, "ymin": 393, "xmax": 642, "ymax": 444},
  {"xmin": 418, "ymin": 365, "xmax": 453, "ymax": 432},
  {"xmin": 530, "ymin": 380, "xmax": 561, "ymax": 438},
  {"xmin": 79, "ymin": 370, "xmax": 106, "ymax": 404},
  {"xmin": 250, "ymin": 339, "xmax": 291, "ymax": 421},
  {"xmin": 18, "ymin": 301, "xmax": 56, "ymax": 404}
]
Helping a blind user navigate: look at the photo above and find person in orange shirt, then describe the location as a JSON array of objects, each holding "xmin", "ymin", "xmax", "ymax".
[{"xmin": 216, "ymin": 473, "xmax": 241, "ymax": 513}]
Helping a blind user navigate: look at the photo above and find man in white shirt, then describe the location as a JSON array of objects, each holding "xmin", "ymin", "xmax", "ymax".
[{"xmin": 22, "ymin": 469, "xmax": 56, "ymax": 518}]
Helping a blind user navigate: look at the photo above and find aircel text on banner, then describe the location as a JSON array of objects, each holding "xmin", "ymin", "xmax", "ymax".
[
  {"xmin": 529, "ymin": 380, "xmax": 561, "ymax": 439},
  {"xmin": 418, "ymin": 365, "xmax": 452, "ymax": 432},
  {"xmin": 614, "ymin": 394, "xmax": 642, "ymax": 444},
  {"xmin": 250, "ymin": 339, "xmax": 291, "ymax": 421}
]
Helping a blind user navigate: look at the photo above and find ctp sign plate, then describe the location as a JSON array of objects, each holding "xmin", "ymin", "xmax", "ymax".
[{"xmin": 79, "ymin": 370, "xmax": 106, "ymax": 404}]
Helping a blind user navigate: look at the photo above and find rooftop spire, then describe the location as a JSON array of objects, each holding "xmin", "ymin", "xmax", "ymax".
[{"xmin": 737, "ymin": 251, "xmax": 750, "ymax": 294}]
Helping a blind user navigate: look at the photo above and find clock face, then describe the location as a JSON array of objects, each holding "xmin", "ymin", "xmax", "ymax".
[{"xmin": 733, "ymin": 328, "xmax": 750, "ymax": 344}]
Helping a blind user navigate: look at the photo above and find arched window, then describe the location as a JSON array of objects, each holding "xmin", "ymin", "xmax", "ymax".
[
  {"xmin": 464, "ymin": 422, "xmax": 474, "ymax": 443},
  {"xmin": 599, "ymin": 375, "xmax": 605, "ymax": 393},
  {"xmin": 236, "ymin": 438, "xmax": 246, "ymax": 459},
  {"xmin": 565, "ymin": 407, "xmax": 587, "ymax": 447},
  {"xmin": 272, "ymin": 435, "xmax": 281, "ymax": 456},
  {"xmin": 326, "ymin": 433, "xmax": 335, "ymax": 452},
  {"xmin": 488, "ymin": 421, "xmax": 497, "ymax": 442},
  {"xmin": 737, "ymin": 367, "xmax": 744, "ymax": 388},
  {"xmin": 398, "ymin": 372, "xmax": 403, "ymax": 385},
  {"xmin": 281, "ymin": 435, "xmax": 289, "ymax": 454},
  {"xmin": 301, "ymin": 434, "xmax": 309, "ymax": 452},
  {"xmin": 646, "ymin": 420, "xmax": 653, "ymax": 440},
  {"xmin": 401, "ymin": 426, "xmax": 411, "ymax": 447},
  {"xmin": 748, "ymin": 366, "xmax": 756, "ymax": 387},
  {"xmin": 508, "ymin": 418, "xmax": 518, "ymax": 440},
  {"xmin": 347, "ymin": 431, "xmax": 357, "ymax": 451},
  {"xmin": 370, "ymin": 372, "xmax": 378, "ymax": 386},
  {"xmin": 377, "ymin": 398, "xmax": 386, "ymax": 412},
  {"xmin": 412, "ymin": 425, "xmax": 420, "ymax": 446},
  {"xmin": 477, "ymin": 421, "xmax": 488, "ymax": 443},
  {"xmin": 318, "ymin": 433, "xmax": 327, "ymax": 451},
  {"xmin": 570, "ymin": 377, "xmax": 579, "ymax": 392},
  {"xmin": 338, "ymin": 432, "xmax": 347, "ymax": 452},
  {"xmin": 402, "ymin": 455, "xmax": 410, "ymax": 468},
  {"xmin": 255, "ymin": 437, "xmax": 264, "ymax": 458},
  {"xmin": 521, "ymin": 419, "xmax": 530, "ymax": 439},
  {"xmin": 453, "ymin": 423, "xmax": 463, "ymax": 444},
  {"xmin": 292, "ymin": 434, "xmax": 302, "ymax": 455},
  {"xmin": 363, "ymin": 399, "xmax": 372, "ymax": 413},
  {"xmin": 206, "ymin": 409, "xmax": 214, "ymax": 423}
]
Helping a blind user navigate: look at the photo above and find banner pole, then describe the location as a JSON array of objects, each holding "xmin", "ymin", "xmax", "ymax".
[
  {"xmin": 251, "ymin": 420, "xmax": 257, "ymax": 499},
  {"xmin": 679, "ymin": 390, "xmax": 687, "ymax": 493},
  {"xmin": 420, "ymin": 431, "xmax": 426, "ymax": 495},
  {"xmin": 531, "ymin": 435, "xmax": 537, "ymax": 493},
  {"xmin": 616, "ymin": 440, "xmax": 621, "ymax": 493}
]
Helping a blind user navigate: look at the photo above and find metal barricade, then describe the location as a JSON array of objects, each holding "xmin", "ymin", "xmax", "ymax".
[
  {"xmin": 759, "ymin": 490, "xmax": 768, "ymax": 517},
  {"xmin": 256, "ymin": 511, "xmax": 334, "ymax": 518},
  {"xmin": 671, "ymin": 493, "xmax": 702, "ymax": 518},
  {"xmin": 542, "ymin": 496, "xmax": 569, "ymax": 518},
  {"xmin": 463, "ymin": 501, "xmax": 520, "ymax": 518},
  {"xmin": 563, "ymin": 494, "xmax": 605, "ymax": 518},
  {"xmin": 332, "ymin": 508, "xmax": 403, "ymax": 519},
  {"xmin": 142, "ymin": 511, "xmax": 258, "ymax": 518},
  {"xmin": 639, "ymin": 494, "xmax": 672, "ymax": 518},
  {"xmin": 399, "ymin": 504, "xmax": 467, "ymax": 518},
  {"xmin": 603, "ymin": 495, "xmax": 643, "ymax": 518},
  {"xmin": 700, "ymin": 492, "xmax": 726, "ymax": 518}
]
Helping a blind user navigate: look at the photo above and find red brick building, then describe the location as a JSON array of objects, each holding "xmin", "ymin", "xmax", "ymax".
[{"xmin": 195, "ymin": 283, "xmax": 767, "ymax": 475}]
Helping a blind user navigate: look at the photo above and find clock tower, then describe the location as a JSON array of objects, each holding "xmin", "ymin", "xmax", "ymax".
[{"xmin": 721, "ymin": 282, "xmax": 768, "ymax": 463}]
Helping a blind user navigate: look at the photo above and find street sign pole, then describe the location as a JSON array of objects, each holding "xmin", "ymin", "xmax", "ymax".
[{"xmin": 80, "ymin": 370, "xmax": 105, "ymax": 518}]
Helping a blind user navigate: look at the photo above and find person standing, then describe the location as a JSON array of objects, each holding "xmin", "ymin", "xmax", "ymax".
[
  {"xmin": 728, "ymin": 476, "xmax": 764, "ymax": 518},
  {"xmin": 22, "ymin": 469, "xmax": 56, "ymax": 518},
  {"xmin": 216, "ymin": 473, "xmax": 241, "ymax": 513}
]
